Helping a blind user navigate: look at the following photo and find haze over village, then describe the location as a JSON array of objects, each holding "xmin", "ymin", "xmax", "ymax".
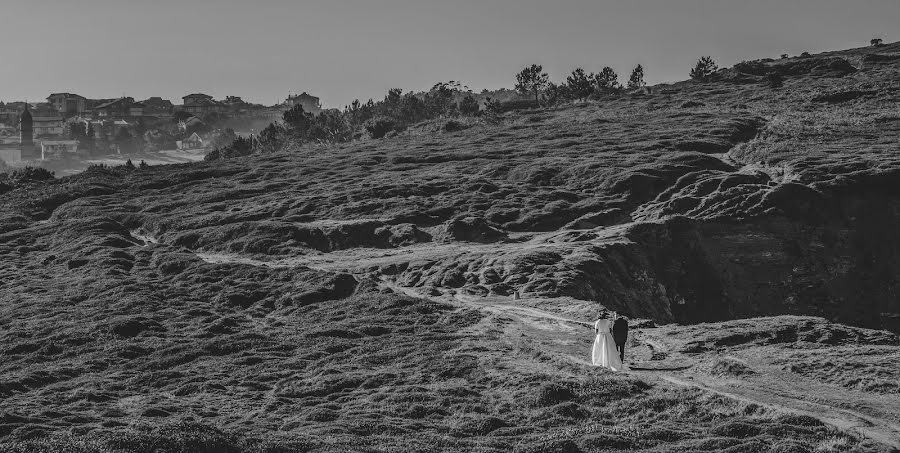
[{"xmin": 0, "ymin": 91, "xmax": 325, "ymax": 174}]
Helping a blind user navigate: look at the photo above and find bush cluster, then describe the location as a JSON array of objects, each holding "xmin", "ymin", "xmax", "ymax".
[
  {"xmin": 0, "ymin": 166, "xmax": 55, "ymax": 187},
  {"xmin": 208, "ymin": 81, "xmax": 486, "ymax": 159}
]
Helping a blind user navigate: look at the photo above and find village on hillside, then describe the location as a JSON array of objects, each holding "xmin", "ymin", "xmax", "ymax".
[{"xmin": 0, "ymin": 91, "xmax": 324, "ymax": 171}]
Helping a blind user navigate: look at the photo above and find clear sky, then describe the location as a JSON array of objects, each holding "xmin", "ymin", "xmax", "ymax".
[{"xmin": 2, "ymin": 0, "xmax": 898, "ymax": 108}]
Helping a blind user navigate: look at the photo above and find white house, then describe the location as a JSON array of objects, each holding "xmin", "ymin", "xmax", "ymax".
[{"xmin": 176, "ymin": 132, "xmax": 204, "ymax": 150}]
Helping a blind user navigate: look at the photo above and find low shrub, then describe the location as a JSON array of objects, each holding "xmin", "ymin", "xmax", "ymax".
[
  {"xmin": 5, "ymin": 166, "xmax": 55, "ymax": 185},
  {"xmin": 443, "ymin": 119, "xmax": 469, "ymax": 133},
  {"xmin": 533, "ymin": 382, "xmax": 576, "ymax": 407},
  {"xmin": 491, "ymin": 99, "xmax": 541, "ymax": 113},
  {"xmin": 734, "ymin": 60, "xmax": 768, "ymax": 76},
  {"xmin": 364, "ymin": 117, "xmax": 397, "ymax": 139}
]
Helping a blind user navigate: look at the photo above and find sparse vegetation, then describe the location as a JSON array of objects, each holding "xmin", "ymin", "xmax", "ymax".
[{"xmin": 2, "ymin": 41, "xmax": 900, "ymax": 453}]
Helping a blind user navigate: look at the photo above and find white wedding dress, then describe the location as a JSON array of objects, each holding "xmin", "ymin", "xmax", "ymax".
[{"xmin": 592, "ymin": 319, "xmax": 624, "ymax": 371}]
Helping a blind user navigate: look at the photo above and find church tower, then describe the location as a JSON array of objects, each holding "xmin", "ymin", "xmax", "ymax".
[{"xmin": 20, "ymin": 106, "xmax": 34, "ymax": 158}]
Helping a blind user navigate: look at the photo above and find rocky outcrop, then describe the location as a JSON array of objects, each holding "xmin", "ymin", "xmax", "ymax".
[{"xmin": 433, "ymin": 217, "xmax": 507, "ymax": 243}]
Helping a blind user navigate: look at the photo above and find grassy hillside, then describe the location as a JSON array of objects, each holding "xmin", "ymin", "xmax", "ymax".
[{"xmin": 1, "ymin": 42, "xmax": 899, "ymax": 451}]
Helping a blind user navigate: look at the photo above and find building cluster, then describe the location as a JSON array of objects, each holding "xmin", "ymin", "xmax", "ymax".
[{"xmin": 0, "ymin": 91, "xmax": 323, "ymax": 164}]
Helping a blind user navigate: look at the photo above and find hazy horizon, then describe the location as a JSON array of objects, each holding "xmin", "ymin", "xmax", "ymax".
[{"xmin": 2, "ymin": 0, "xmax": 899, "ymax": 108}]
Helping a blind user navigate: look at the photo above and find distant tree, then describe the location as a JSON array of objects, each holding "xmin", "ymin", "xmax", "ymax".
[
  {"xmin": 424, "ymin": 82, "xmax": 456, "ymax": 118},
  {"xmin": 123, "ymin": 159, "xmax": 135, "ymax": 171},
  {"xmin": 379, "ymin": 88, "xmax": 404, "ymax": 118},
  {"xmin": 543, "ymin": 81, "xmax": 571, "ymax": 105},
  {"xmin": 627, "ymin": 64, "xmax": 646, "ymax": 90},
  {"xmin": 515, "ymin": 64, "xmax": 550, "ymax": 104},
  {"xmin": 871, "ymin": 38, "xmax": 884, "ymax": 47},
  {"xmin": 566, "ymin": 68, "xmax": 594, "ymax": 99},
  {"xmin": 257, "ymin": 123, "xmax": 288, "ymax": 153},
  {"xmin": 458, "ymin": 94, "xmax": 480, "ymax": 116},
  {"xmin": 483, "ymin": 97, "xmax": 503, "ymax": 122},
  {"xmin": 208, "ymin": 136, "xmax": 253, "ymax": 160},
  {"xmin": 345, "ymin": 99, "xmax": 376, "ymax": 128},
  {"xmin": 780, "ymin": 54, "xmax": 789, "ymax": 59},
  {"xmin": 690, "ymin": 56, "xmax": 718, "ymax": 81},
  {"xmin": 139, "ymin": 160, "xmax": 149, "ymax": 169},
  {"xmin": 593, "ymin": 67, "xmax": 621, "ymax": 94},
  {"xmin": 309, "ymin": 110, "xmax": 353, "ymax": 143},
  {"xmin": 282, "ymin": 104, "xmax": 314, "ymax": 138},
  {"xmin": 211, "ymin": 128, "xmax": 239, "ymax": 150}
]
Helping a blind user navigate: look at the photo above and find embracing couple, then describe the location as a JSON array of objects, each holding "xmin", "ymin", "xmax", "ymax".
[{"xmin": 591, "ymin": 312, "xmax": 628, "ymax": 371}]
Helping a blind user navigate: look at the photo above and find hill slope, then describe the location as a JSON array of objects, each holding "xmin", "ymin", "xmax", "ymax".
[{"xmin": 1, "ymin": 43, "xmax": 900, "ymax": 451}]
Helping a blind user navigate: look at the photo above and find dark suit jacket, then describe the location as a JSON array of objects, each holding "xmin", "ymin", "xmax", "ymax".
[{"xmin": 612, "ymin": 318, "xmax": 628, "ymax": 345}]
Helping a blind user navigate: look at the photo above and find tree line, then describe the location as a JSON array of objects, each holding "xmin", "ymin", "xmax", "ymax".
[{"xmin": 208, "ymin": 56, "xmax": 736, "ymax": 160}]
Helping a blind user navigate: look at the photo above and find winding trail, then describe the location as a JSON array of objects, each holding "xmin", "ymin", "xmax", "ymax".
[{"xmin": 196, "ymin": 250, "xmax": 900, "ymax": 450}]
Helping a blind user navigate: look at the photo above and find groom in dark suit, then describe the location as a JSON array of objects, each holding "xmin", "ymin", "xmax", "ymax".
[{"xmin": 612, "ymin": 316, "xmax": 628, "ymax": 362}]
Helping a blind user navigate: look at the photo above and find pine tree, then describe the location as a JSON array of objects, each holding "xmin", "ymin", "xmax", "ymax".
[
  {"xmin": 690, "ymin": 56, "xmax": 718, "ymax": 81},
  {"xmin": 627, "ymin": 64, "xmax": 645, "ymax": 90},
  {"xmin": 515, "ymin": 64, "xmax": 550, "ymax": 104},
  {"xmin": 593, "ymin": 67, "xmax": 620, "ymax": 94},
  {"xmin": 566, "ymin": 68, "xmax": 594, "ymax": 99}
]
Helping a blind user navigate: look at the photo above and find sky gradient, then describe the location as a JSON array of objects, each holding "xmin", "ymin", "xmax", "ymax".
[{"xmin": 3, "ymin": 0, "xmax": 899, "ymax": 108}]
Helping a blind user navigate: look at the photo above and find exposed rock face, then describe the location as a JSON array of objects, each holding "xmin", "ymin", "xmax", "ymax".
[
  {"xmin": 388, "ymin": 184, "xmax": 900, "ymax": 331},
  {"xmin": 434, "ymin": 217, "xmax": 507, "ymax": 243}
]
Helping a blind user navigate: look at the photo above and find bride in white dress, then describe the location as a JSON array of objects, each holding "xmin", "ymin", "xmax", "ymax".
[{"xmin": 592, "ymin": 316, "xmax": 625, "ymax": 371}]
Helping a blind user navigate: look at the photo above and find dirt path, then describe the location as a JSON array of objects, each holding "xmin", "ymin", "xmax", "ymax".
[
  {"xmin": 656, "ymin": 374, "xmax": 900, "ymax": 450},
  {"xmin": 197, "ymin": 251, "xmax": 900, "ymax": 449},
  {"xmin": 390, "ymin": 284, "xmax": 900, "ymax": 449}
]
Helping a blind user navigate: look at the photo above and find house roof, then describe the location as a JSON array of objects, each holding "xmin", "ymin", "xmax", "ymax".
[
  {"xmin": 32, "ymin": 116, "xmax": 63, "ymax": 122},
  {"xmin": 93, "ymin": 99, "xmax": 123, "ymax": 110},
  {"xmin": 184, "ymin": 117, "xmax": 206, "ymax": 127},
  {"xmin": 48, "ymin": 93, "xmax": 86, "ymax": 100},
  {"xmin": 184, "ymin": 98, "xmax": 221, "ymax": 107},
  {"xmin": 288, "ymin": 92, "xmax": 319, "ymax": 101},
  {"xmin": 183, "ymin": 93, "xmax": 213, "ymax": 100},
  {"xmin": 142, "ymin": 97, "xmax": 174, "ymax": 107}
]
